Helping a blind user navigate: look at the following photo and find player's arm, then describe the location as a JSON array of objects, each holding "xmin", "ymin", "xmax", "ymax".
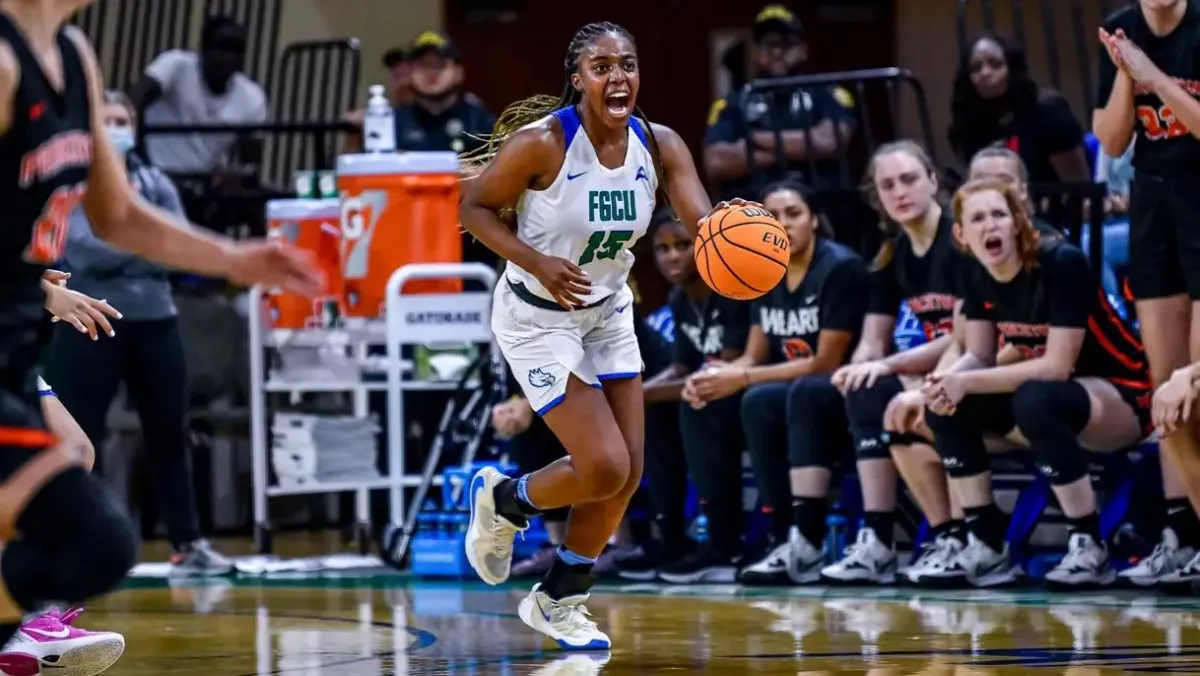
[
  {"xmin": 460, "ymin": 126, "xmax": 561, "ymax": 274},
  {"xmin": 38, "ymin": 379, "xmax": 94, "ymax": 471},
  {"xmin": 745, "ymin": 328, "xmax": 856, "ymax": 384},
  {"xmin": 67, "ymin": 30, "xmax": 316, "ymax": 294},
  {"xmin": 750, "ymin": 88, "xmax": 855, "ymax": 163},
  {"xmin": 651, "ymin": 122, "xmax": 713, "ymax": 238},
  {"xmin": 1093, "ymin": 28, "xmax": 1136, "ymax": 157}
]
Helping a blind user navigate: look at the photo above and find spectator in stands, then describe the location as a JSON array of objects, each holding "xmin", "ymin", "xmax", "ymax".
[
  {"xmin": 705, "ymin": 181, "xmax": 869, "ymax": 586},
  {"xmin": 47, "ymin": 91, "xmax": 234, "ymax": 577},
  {"xmin": 923, "ymin": 178, "xmax": 1150, "ymax": 589},
  {"xmin": 132, "ymin": 16, "xmax": 268, "ymax": 180},
  {"xmin": 703, "ymin": 5, "xmax": 856, "ymax": 201},
  {"xmin": 640, "ymin": 211, "xmax": 752, "ymax": 583},
  {"xmin": 393, "ymin": 31, "xmax": 495, "ymax": 156},
  {"xmin": 948, "ymin": 35, "xmax": 1090, "ymax": 185}
]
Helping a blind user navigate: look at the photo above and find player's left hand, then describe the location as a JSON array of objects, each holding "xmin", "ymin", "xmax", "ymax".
[
  {"xmin": 227, "ymin": 240, "xmax": 325, "ymax": 297},
  {"xmin": 42, "ymin": 269, "xmax": 71, "ymax": 287},
  {"xmin": 690, "ymin": 363, "xmax": 748, "ymax": 402},
  {"xmin": 44, "ymin": 283, "xmax": 122, "ymax": 340},
  {"xmin": 1154, "ymin": 367, "xmax": 1199, "ymax": 435}
]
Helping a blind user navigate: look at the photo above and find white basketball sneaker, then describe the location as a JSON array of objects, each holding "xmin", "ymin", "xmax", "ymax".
[
  {"xmin": 517, "ymin": 584, "xmax": 611, "ymax": 651},
  {"xmin": 464, "ymin": 466, "xmax": 527, "ymax": 585}
]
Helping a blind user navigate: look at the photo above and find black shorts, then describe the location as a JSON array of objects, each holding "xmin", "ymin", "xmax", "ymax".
[
  {"xmin": 1108, "ymin": 378, "xmax": 1153, "ymax": 439},
  {"xmin": 1128, "ymin": 173, "xmax": 1200, "ymax": 300}
]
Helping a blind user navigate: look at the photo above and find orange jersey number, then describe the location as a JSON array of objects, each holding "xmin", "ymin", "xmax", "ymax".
[
  {"xmin": 1136, "ymin": 104, "xmax": 1189, "ymax": 140},
  {"xmin": 24, "ymin": 184, "xmax": 85, "ymax": 265}
]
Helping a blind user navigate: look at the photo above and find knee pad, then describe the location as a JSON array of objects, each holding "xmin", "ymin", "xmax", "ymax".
[
  {"xmin": 1012, "ymin": 381, "xmax": 1092, "ymax": 485},
  {"xmin": 844, "ymin": 375, "xmax": 905, "ymax": 460},
  {"xmin": 1011, "ymin": 380, "xmax": 1091, "ymax": 442},
  {"xmin": 923, "ymin": 408, "xmax": 991, "ymax": 479},
  {"xmin": 24, "ymin": 468, "xmax": 138, "ymax": 604}
]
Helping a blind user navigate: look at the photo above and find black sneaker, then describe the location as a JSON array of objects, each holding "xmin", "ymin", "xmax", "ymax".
[
  {"xmin": 657, "ymin": 544, "xmax": 737, "ymax": 584},
  {"xmin": 615, "ymin": 540, "xmax": 694, "ymax": 581}
]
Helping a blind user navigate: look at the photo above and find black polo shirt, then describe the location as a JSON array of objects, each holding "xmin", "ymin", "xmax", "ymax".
[
  {"xmin": 704, "ymin": 84, "xmax": 856, "ymax": 200},
  {"xmin": 394, "ymin": 93, "xmax": 496, "ymax": 155}
]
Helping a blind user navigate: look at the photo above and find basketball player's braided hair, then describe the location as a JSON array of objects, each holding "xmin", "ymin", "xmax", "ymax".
[{"xmin": 461, "ymin": 21, "xmax": 668, "ymax": 203}]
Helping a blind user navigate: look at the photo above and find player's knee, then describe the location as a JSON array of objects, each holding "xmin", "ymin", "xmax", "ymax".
[
  {"xmin": 923, "ymin": 408, "xmax": 987, "ymax": 479},
  {"xmin": 578, "ymin": 445, "xmax": 631, "ymax": 501},
  {"xmin": 739, "ymin": 384, "xmax": 778, "ymax": 426},
  {"xmin": 46, "ymin": 472, "xmax": 138, "ymax": 601},
  {"xmin": 844, "ymin": 377, "xmax": 902, "ymax": 460},
  {"xmin": 1011, "ymin": 381, "xmax": 1090, "ymax": 442}
]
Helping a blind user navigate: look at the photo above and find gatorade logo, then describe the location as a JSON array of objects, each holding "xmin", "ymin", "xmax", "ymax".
[{"xmin": 340, "ymin": 191, "xmax": 389, "ymax": 280}]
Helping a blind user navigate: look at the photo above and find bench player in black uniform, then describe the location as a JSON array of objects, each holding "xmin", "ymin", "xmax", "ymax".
[
  {"xmin": 0, "ymin": 0, "xmax": 319, "ymax": 652},
  {"xmin": 1095, "ymin": 0, "xmax": 1200, "ymax": 583},
  {"xmin": 684, "ymin": 180, "xmax": 868, "ymax": 586},
  {"xmin": 823, "ymin": 141, "xmax": 970, "ymax": 584},
  {"xmin": 922, "ymin": 179, "xmax": 1151, "ymax": 588}
]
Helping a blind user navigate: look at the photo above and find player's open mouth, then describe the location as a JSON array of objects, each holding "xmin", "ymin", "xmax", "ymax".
[
  {"xmin": 606, "ymin": 92, "xmax": 630, "ymax": 117},
  {"xmin": 983, "ymin": 235, "xmax": 1003, "ymax": 255}
]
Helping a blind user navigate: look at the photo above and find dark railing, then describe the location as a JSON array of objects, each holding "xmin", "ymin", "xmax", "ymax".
[{"xmin": 737, "ymin": 67, "xmax": 940, "ymax": 256}]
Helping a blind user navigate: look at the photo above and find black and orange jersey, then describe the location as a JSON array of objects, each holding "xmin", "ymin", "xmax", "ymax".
[
  {"xmin": 867, "ymin": 211, "xmax": 966, "ymax": 342},
  {"xmin": 751, "ymin": 238, "xmax": 869, "ymax": 364},
  {"xmin": 0, "ymin": 12, "xmax": 92, "ymax": 416},
  {"xmin": 960, "ymin": 240, "xmax": 1148, "ymax": 386},
  {"xmin": 1098, "ymin": 1, "xmax": 1200, "ymax": 177}
]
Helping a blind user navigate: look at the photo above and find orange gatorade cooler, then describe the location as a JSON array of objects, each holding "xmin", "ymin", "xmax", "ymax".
[
  {"xmin": 265, "ymin": 198, "xmax": 344, "ymax": 329},
  {"xmin": 336, "ymin": 152, "xmax": 463, "ymax": 318}
]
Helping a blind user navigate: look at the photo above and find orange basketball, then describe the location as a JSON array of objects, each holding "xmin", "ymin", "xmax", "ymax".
[{"xmin": 694, "ymin": 204, "xmax": 790, "ymax": 300}]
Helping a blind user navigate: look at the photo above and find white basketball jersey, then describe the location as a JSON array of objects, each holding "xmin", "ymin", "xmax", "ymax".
[{"xmin": 505, "ymin": 107, "xmax": 659, "ymax": 305}]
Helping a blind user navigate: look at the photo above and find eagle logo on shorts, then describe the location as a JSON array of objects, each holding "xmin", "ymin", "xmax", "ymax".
[{"xmin": 528, "ymin": 368, "xmax": 556, "ymax": 389}]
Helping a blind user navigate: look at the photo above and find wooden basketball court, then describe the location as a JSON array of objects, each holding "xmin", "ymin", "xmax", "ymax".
[{"xmin": 92, "ymin": 570, "xmax": 1200, "ymax": 674}]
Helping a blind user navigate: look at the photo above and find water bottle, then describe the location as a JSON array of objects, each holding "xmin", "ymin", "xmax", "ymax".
[
  {"xmin": 363, "ymin": 84, "xmax": 396, "ymax": 153},
  {"xmin": 825, "ymin": 513, "xmax": 848, "ymax": 564},
  {"xmin": 694, "ymin": 514, "xmax": 709, "ymax": 543}
]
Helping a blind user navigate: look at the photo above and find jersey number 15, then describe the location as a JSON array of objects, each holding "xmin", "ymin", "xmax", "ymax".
[
  {"xmin": 1137, "ymin": 104, "xmax": 1188, "ymax": 141},
  {"xmin": 578, "ymin": 229, "xmax": 634, "ymax": 265}
]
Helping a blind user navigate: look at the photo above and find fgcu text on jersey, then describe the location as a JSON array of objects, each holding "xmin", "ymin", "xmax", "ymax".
[{"xmin": 20, "ymin": 130, "xmax": 90, "ymax": 265}]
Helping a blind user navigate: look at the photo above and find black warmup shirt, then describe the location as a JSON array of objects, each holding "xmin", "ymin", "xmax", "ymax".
[
  {"xmin": 751, "ymin": 238, "xmax": 869, "ymax": 363},
  {"xmin": 1098, "ymin": 1, "xmax": 1200, "ymax": 177},
  {"xmin": 868, "ymin": 212, "xmax": 966, "ymax": 342},
  {"xmin": 960, "ymin": 240, "xmax": 1148, "ymax": 385},
  {"xmin": 0, "ymin": 14, "xmax": 92, "ymax": 420},
  {"xmin": 669, "ymin": 287, "xmax": 750, "ymax": 371}
]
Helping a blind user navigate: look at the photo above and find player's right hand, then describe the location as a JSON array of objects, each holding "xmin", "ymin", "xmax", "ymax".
[
  {"xmin": 227, "ymin": 240, "xmax": 325, "ymax": 297},
  {"xmin": 532, "ymin": 255, "xmax": 591, "ymax": 310},
  {"xmin": 832, "ymin": 360, "xmax": 893, "ymax": 394}
]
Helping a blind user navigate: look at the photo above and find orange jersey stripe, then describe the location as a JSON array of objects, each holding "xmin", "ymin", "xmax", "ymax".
[
  {"xmin": 1087, "ymin": 317, "xmax": 1145, "ymax": 372},
  {"xmin": 0, "ymin": 427, "xmax": 55, "ymax": 449}
]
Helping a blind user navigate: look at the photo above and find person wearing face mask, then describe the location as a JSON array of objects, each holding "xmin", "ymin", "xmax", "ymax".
[
  {"xmin": 43, "ymin": 91, "xmax": 236, "ymax": 578},
  {"xmin": 703, "ymin": 5, "xmax": 857, "ymax": 201}
]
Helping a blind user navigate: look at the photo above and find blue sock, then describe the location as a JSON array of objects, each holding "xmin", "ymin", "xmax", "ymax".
[
  {"xmin": 556, "ymin": 546, "xmax": 598, "ymax": 567},
  {"xmin": 516, "ymin": 474, "xmax": 539, "ymax": 511}
]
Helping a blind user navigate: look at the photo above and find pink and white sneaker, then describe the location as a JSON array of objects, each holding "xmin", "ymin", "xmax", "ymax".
[{"xmin": 0, "ymin": 608, "xmax": 124, "ymax": 676}]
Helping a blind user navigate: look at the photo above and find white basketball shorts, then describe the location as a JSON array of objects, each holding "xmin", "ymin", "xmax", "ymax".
[{"xmin": 492, "ymin": 281, "xmax": 643, "ymax": 416}]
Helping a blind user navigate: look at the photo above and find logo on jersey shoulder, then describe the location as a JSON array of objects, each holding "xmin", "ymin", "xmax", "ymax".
[
  {"xmin": 567, "ymin": 171, "xmax": 588, "ymax": 180},
  {"xmin": 588, "ymin": 190, "xmax": 638, "ymax": 223},
  {"xmin": 19, "ymin": 130, "xmax": 91, "ymax": 188},
  {"xmin": 635, "ymin": 166, "xmax": 649, "ymax": 182},
  {"xmin": 528, "ymin": 368, "xmax": 556, "ymax": 389}
]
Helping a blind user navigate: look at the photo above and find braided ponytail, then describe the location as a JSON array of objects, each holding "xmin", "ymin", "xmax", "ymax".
[{"xmin": 461, "ymin": 21, "xmax": 667, "ymax": 203}]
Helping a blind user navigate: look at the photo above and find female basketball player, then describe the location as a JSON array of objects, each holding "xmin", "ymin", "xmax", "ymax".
[
  {"xmin": 0, "ymin": 0, "xmax": 320, "ymax": 649},
  {"xmin": 823, "ymin": 140, "xmax": 968, "ymax": 584},
  {"xmin": 923, "ymin": 179, "xmax": 1150, "ymax": 588},
  {"xmin": 1096, "ymin": 0, "xmax": 1200, "ymax": 584},
  {"xmin": 683, "ymin": 180, "xmax": 869, "ymax": 586},
  {"xmin": 459, "ymin": 22, "xmax": 734, "ymax": 649}
]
